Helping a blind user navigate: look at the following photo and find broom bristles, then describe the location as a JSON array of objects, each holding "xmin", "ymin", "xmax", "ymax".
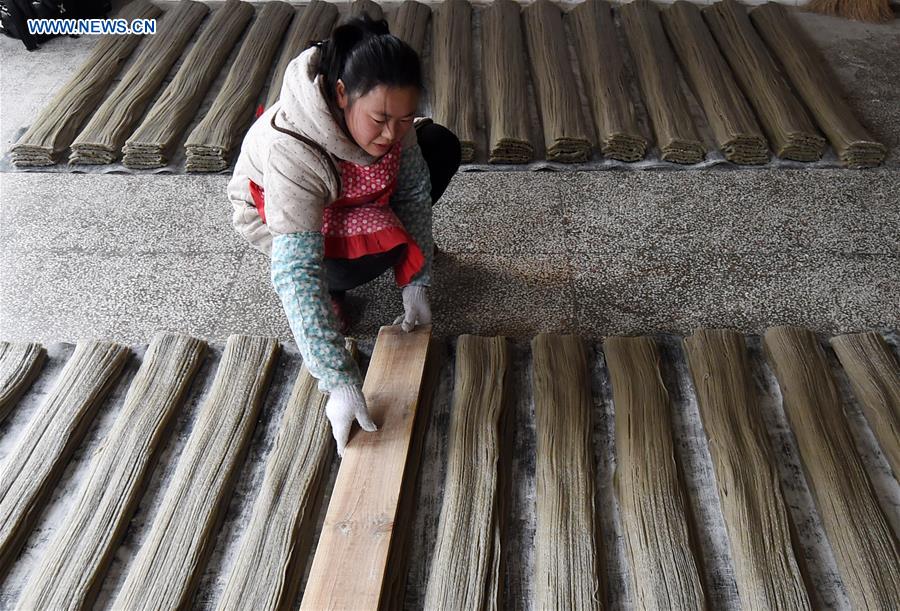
[{"xmin": 805, "ymin": 0, "xmax": 894, "ymax": 23}]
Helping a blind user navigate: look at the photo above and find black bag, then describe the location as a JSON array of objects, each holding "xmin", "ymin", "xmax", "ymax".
[{"xmin": 1, "ymin": 0, "xmax": 111, "ymax": 50}]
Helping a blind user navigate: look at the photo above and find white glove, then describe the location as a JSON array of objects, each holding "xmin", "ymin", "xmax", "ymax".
[
  {"xmin": 392, "ymin": 285, "xmax": 432, "ymax": 332},
  {"xmin": 325, "ymin": 385, "xmax": 377, "ymax": 457}
]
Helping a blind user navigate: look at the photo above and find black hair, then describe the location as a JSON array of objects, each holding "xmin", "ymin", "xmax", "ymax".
[{"xmin": 314, "ymin": 15, "xmax": 424, "ymax": 120}]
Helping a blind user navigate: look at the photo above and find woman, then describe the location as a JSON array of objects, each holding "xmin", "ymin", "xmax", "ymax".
[{"xmin": 227, "ymin": 16, "xmax": 461, "ymax": 456}]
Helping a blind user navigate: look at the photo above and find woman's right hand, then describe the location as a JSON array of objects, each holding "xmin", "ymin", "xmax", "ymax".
[{"xmin": 325, "ymin": 385, "xmax": 377, "ymax": 457}]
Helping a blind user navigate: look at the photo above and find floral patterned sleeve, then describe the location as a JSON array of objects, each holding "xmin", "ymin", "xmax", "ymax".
[
  {"xmin": 270, "ymin": 231, "xmax": 362, "ymax": 392},
  {"xmin": 390, "ymin": 142, "xmax": 434, "ymax": 287}
]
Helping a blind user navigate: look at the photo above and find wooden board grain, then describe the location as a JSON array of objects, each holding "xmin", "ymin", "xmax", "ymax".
[
  {"xmin": 378, "ymin": 338, "xmax": 443, "ymax": 611},
  {"xmin": 300, "ymin": 324, "xmax": 432, "ymax": 611}
]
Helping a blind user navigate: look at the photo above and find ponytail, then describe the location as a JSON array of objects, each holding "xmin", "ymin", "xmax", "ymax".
[{"xmin": 314, "ymin": 15, "xmax": 423, "ymax": 118}]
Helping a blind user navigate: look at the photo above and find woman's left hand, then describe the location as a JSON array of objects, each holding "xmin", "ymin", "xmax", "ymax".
[{"xmin": 393, "ymin": 285, "xmax": 431, "ymax": 332}]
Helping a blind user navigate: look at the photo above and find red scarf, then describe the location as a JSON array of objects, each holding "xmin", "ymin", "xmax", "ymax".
[{"xmin": 248, "ymin": 141, "xmax": 424, "ymax": 286}]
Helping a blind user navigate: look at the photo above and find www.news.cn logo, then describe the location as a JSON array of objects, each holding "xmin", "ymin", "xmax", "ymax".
[{"xmin": 26, "ymin": 18, "xmax": 157, "ymax": 36}]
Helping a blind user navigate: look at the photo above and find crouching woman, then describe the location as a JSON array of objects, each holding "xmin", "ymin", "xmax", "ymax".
[{"xmin": 226, "ymin": 16, "xmax": 461, "ymax": 456}]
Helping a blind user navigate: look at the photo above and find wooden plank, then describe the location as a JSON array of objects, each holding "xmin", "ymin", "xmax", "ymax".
[
  {"xmin": 703, "ymin": 0, "xmax": 825, "ymax": 161},
  {"xmin": 750, "ymin": 2, "xmax": 885, "ymax": 168},
  {"xmin": 0, "ymin": 342, "xmax": 46, "ymax": 423},
  {"xmin": 9, "ymin": 0, "xmax": 161, "ymax": 166},
  {"xmin": 266, "ymin": 0, "xmax": 339, "ymax": 109},
  {"xmin": 567, "ymin": 0, "xmax": 647, "ymax": 162},
  {"xmin": 184, "ymin": 2, "xmax": 295, "ymax": 172},
  {"xmin": 431, "ymin": 0, "xmax": 478, "ymax": 162},
  {"xmin": 0, "ymin": 341, "xmax": 130, "ymax": 575},
  {"xmin": 424, "ymin": 336, "xmax": 510, "ymax": 609},
  {"xmin": 112, "ymin": 335, "xmax": 279, "ymax": 609},
  {"xmin": 683, "ymin": 329, "xmax": 809, "ymax": 610},
  {"xmin": 763, "ymin": 327, "xmax": 900, "ymax": 609},
  {"xmin": 663, "ymin": 1, "xmax": 768, "ymax": 165},
  {"xmin": 481, "ymin": 0, "xmax": 534, "ymax": 164},
  {"xmin": 619, "ymin": 0, "xmax": 705, "ymax": 164},
  {"xmin": 123, "ymin": 0, "xmax": 254, "ymax": 169},
  {"xmin": 531, "ymin": 334, "xmax": 600, "ymax": 610},
  {"xmin": 69, "ymin": 0, "xmax": 210, "ymax": 164},
  {"xmin": 17, "ymin": 333, "xmax": 206, "ymax": 611},
  {"xmin": 604, "ymin": 335, "xmax": 705, "ymax": 609},
  {"xmin": 378, "ymin": 338, "xmax": 443, "ymax": 611},
  {"xmin": 830, "ymin": 332, "xmax": 900, "ymax": 480},
  {"xmin": 522, "ymin": 0, "xmax": 592, "ymax": 163},
  {"xmin": 217, "ymin": 341, "xmax": 356, "ymax": 611},
  {"xmin": 300, "ymin": 325, "xmax": 432, "ymax": 611}
]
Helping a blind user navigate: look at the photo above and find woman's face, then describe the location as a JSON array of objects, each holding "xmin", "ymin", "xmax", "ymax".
[{"xmin": 337, "ymin": 81, "xmax": 420, "ymax": 157}]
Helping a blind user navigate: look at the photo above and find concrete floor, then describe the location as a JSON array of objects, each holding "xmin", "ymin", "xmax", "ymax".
[{"xmin": 1, "ymin": 8, "xmax": 898, "ymax": 343}]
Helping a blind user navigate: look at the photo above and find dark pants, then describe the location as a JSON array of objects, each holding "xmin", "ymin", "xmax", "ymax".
[{"xmin": 326, "ymin": 122, "xmax": 461, "ymax": 294}]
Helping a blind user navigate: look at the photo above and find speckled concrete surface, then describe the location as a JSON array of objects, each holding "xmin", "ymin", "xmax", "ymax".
[{"xmin": 1, "ymin": 168, "xmax": 898, "ymax": 342}]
